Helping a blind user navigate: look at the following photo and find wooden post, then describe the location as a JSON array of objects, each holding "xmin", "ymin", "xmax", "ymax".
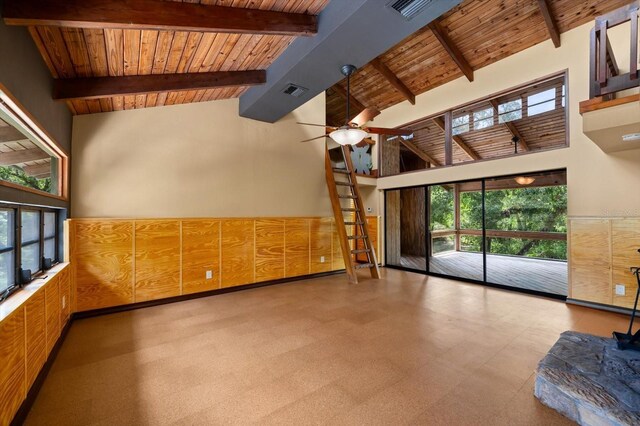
[
  {"xmin": 454, "ymin": 184, "xmax": 461, "ymax": 251},
  {"xmin": 444, "ymin": 111, "xmax": 453, "ymax": 166}
]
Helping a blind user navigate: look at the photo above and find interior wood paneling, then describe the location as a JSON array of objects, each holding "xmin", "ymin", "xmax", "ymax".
[
  {"xmin": 24, "ymin": 289, "xmax": 46, "ymax": 390},
  {"xmin": 181, "ymin": 220, "xmax": 220, "ymax": 295},
  {"xmin": 0, "ymin": 309, "xmax": 25, "ymax": 426},
  {"xmin": 59, "ymin": 268, "xmax": 71, "ymax": 324},
  {"xmin": 331, "ymin": 219, "xmax": 346, "ymax": 271},
  {"xmin": 45, "ymin": 276, "xmax": 60, "ymax": 355},
  {"xmin": 569, "ymin": 219, "xmax": 612, "ymax": 304},
  {"xmin": 310, "ymin": 217, "xmax": 332, "ymax": 273},
  {"xmin": 73, "ymin": 221, "xmax": 134, "ymax": 311},
  {"xmin": 401, "ymin": 188, "xmax": 426, "ymax": 256},
  {"xmin": 285, "ymin": 219, "xmax": 310, "ymax": 278},
  {"xmin": 255, "ymin": 219, "xmax": 285, "ymax": 282},
  {"xmin": 385, "ymin": 191, "xmax": 402, "ymax": 266},
  {"xmin": 135, "ymin": 220, "xmax": 181, "ymax": 302},
  {"xmin": 221, "ymin": 219, "xmax": 255, "ymax": 288},
  {"xmin": 611, "ymin": 219, "xmax": 640, "ymax": 308}
]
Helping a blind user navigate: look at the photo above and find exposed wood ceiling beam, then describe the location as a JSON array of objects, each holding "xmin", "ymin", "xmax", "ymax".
[
  {"xmin": 432, "ymin": 117, "xmax": 480, "ymax": 160},
  {"xmin": 330, "ymin": 84, "xmax": 366, "ymax": 123},
  {"xmin": 53, "ymin": 70, "xmax": 266, "ymax": 101},
  {"xmin": 370, "ymin": 58, "xmax": 415, "ymax": 105},
  {"xmin": 397, "ymin": 138, "xmax": 440, "ymax": 167},
  {"xmin": 489, "ymin": 100, "xmax": 530, "ymax": 151},
  {"xmin": 428, "ymin": 20, "xmax": 474, "ymax": 82},
  {"xmin": 2, "ymin": 0, "xmax": 318, "ymax": 36},
  {"xmin": 537, "ymin": 0, "xmax": 561, "ymax": 48},
  {"xmin": 0, "ymin": 126, "xmax": 27, "ymax": 143},
  {"xmin": 0, "ymin": 149, "xmax": 50, "ymax": 166},
  {"xmin": 23, "ymin": 163, "xmax": 50, "ymax": 177}
]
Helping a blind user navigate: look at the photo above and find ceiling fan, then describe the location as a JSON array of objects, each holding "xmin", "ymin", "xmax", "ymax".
[{"xmin": 298, "ymin": 64, "xmax": 414, "ymax": 145}]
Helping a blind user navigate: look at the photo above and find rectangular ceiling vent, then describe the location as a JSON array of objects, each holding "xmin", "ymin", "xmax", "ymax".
[
  {"xmin": 389, "ymin": 0, "xmax": 434, "ymax": 20},
  {"xmin": 282, "ymin": 83, "xmax": 308, "ymax": 98}
]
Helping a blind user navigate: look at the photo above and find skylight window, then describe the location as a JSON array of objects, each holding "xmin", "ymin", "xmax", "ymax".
[
  {"xmin": 498, "ymin": 99, "xmax": 522, "ymax": 123},
  {"xmin": 452, "ymin": 114, "xmax": 469, "ymax": 135},
  {"xmin": 527, "ymin": 88, "xmax": 556, "ymax": 116},
  {"xmin": 473, "ymin": 107, "xmax": 494, "ymax": 130}
]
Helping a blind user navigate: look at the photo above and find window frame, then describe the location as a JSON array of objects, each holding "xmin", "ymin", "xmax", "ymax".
[{"xmin": 0, "ymin": 202, "xmax": 60, "ymax": 302}]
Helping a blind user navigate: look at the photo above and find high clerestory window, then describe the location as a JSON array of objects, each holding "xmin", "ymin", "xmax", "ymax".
[{"xmin": 380, "ymin": 73, "xmax": 568, "ymax": 176}]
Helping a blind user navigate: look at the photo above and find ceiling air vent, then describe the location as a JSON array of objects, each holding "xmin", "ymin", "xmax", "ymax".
[
  {"xmin": 389, "ymin": 0, "xmax": 434, "ymax": 20},
  {"xmin": 282, "ymin": 83, "xmax": 308, "ymax": 98}
]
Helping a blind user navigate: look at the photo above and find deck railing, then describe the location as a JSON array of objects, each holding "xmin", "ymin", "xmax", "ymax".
[{"xmin": 589, "ymin": 1, "xmax": 639, "ymax": 99}]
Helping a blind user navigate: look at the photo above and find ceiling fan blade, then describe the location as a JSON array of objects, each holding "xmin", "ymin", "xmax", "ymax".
[
  {"xmin": 300, "ymin": 135, "xmax": 331, "ymax": 143},
  {"xmin": 350, "ymin": 107, "xmax": 380, "ymax": 127},
  {"xmin": 363, "ymin": 126, "xmax": 414, "ymax": 136},
  {"xmin": 297, "ymin": 122, "xmax": 338, "ymax": 130}
]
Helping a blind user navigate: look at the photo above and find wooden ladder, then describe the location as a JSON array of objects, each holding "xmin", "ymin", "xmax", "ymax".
[{"xmin": 325, "ymin": 143, "xmax": 380, "ymax": 284}]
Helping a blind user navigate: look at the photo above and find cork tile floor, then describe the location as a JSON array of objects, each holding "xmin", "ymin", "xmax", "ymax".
[{"xmin": 25, "ymin": 268, "xmax": 630, "ymax": 425}]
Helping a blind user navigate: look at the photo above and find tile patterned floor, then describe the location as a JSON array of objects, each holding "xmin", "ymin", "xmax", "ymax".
[{"xmin": 25, "ymin": 268, "xmax": 630, "ymax": 425}]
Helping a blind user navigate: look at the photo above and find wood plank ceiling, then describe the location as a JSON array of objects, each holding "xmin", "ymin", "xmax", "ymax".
[
  {"xmin": 326, "ymin": 0, "xmax": 632, "ymax": 126},
  {"xmin": 25, "ymin": 0, "xmax": 330, "ymax": 115}
]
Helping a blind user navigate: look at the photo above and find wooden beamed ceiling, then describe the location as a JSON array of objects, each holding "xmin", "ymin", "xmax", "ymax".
[
  {"xmin": 3, "ymin": 0, "xmax": 329, "ymax": 115},
  {"xmin": 326, "ymin": 0, "xmax": 631, "ymax": 128}
]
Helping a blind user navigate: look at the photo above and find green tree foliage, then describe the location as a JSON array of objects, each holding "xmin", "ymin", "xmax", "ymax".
[
  {"xmin": 0, "ymin": 166, "xmax": 51, "ymax": 193},
  {"xmin": 430, "ymin": 184, "xmax": 567, "ymax": 260}
]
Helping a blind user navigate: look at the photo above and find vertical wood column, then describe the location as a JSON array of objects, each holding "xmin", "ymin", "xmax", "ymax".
[{"xmin": 444, "ymin": 111, "xmax": 453, "ymax": 166}]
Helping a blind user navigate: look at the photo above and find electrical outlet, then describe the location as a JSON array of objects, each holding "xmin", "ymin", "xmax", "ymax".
[
  {"xmin": 615, "ymin": 284, "xmax": 625, "ymax": 296},
  {"xmin": 366, "ymin": 207, "xmax": 373, "ymax": 213},
  {"xmin": 320, "ymin": 256, "xmax": 325, "ymax": 263},
  {"xmin": 62, "ymin": 295, "xmax": 66, "ymax": 309},
  {"xmin": 206, "ymin": 270, "xmax": 213, "ymax": 280}
]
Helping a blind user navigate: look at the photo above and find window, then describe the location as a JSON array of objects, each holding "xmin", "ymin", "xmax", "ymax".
[
  {"xmin": 527, "ymin": 88, "xmax": 556, "ymax": 116},
  {"xmin": 0, "ymin": 204, "xmax": 60, "ymax": 301},
  {"xmin": 452, "ymin": 114, "xmax": 469, "ymax": 135},
  {"xmin": 0, "ymin": 209, "xmax": 15, "ymax": 298},
  {"xmin": 473, "ymin": 107, "xmax": 494, "ymax": 130},
  {"xmin": 0, "ymin": 89, "xmax": 66, "ymax": 196},
  {"xmin": 21, "ymin": 210, "xmax": 41, "ymax": 274},
  {"xmin": 498, "ymin": 99, "xmax": 522, "ymax": 123}
]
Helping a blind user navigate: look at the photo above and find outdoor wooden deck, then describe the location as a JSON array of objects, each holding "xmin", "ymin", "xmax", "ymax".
[{"xmin": 399, "ymin": 251, "xmax": 568, "ymax": 296}]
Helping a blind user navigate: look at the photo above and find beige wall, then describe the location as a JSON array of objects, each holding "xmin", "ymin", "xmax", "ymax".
[
  {"xmin": 71, "ymin": 94, "xmax": 331, "ymax": 218},
  {"xmin": 373, "ymin": 21, "xmax": 640, "ymax": 218}
]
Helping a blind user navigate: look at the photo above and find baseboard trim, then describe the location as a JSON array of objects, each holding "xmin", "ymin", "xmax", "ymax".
[
  {"xmin": 566, "ymin": 298, "xmax": 634, "ymax": 316},
  {"xmin": 73, "ymin": 270, "xmax": 345, "ymax": 319},
  {"xmin": 12, "ymin": 317, "xmax": 73, "ymax": 426}
]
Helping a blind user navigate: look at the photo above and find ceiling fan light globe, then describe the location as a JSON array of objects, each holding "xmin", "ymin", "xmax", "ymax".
[{"xmin": 330, "ymin": 128, "xmax": 367, "ymax": 145}]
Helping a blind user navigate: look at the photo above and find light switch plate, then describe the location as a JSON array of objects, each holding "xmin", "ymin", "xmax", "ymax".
[
  {"xmin": 206, "ymin": 270, "xmax": 213, "ymax": 280},
  {"xmin": 615, "ymin": 284, "xmax": 625, "ymax": 296},
  {"xmin": 320, "ymin": 256, "xmax": 325, "ymax": 263},
  {"xmin": 366, "ymin": 207, "xmax": 373, "ymax": 213}
]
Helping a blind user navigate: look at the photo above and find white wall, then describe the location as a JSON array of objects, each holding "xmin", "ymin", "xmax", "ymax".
[
  {"xmin": 71, "ymin": 94, "xmax": 331, "ymax": 218},
  {"xmin": 373, "ymin": 21, "xmax": 640, "ymax": 218}
]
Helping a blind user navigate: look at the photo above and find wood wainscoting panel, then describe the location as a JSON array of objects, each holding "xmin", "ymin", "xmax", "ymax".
[
  {"xmin": 135, "ymin": 220, "xmax": 181, "ymax": 302},
  {"xmin": 0, "ymin": 309, "xmax": 25, "ymax": 426},
  {"xmin": 74, "ymin": 220, "xmax": 134, "ymax": 311},
  {"xmin": 59, "ymin": 268, "xmax": 71, "ymax": 324},
  {"xmin": 310, "ymin": 217, "xmax": 332, "ymax": 274},
  {"xmin": 569, "ymin": 219, "xmax": 612, "ymax": 305},
  {"xmin": 182, "ymin": 220, "xmax": 220, "ymax": 295},
  {"xmin": 25, "ymin": 289, "xmax": 46, "ymax": 390},
  {"xmin": 331, "ymin": 219, "xmax": 345, "ymax": 271},
  {"xmin": 255, "ymin": 219, "xmax": 285, "ymax": 282},
  {"xmin": 221, "ymin": 219, "xmax": 255, "ymax": 288},
  {"xmin": 611, "ymin": 219, "xmax": 640, "ymax": 308},
  {"xmin": 285, "ymin": 219, "xmax": 310, "ymax": 278},
  {"xmin": 45, "ymin": 275, "xmax": 60, "ymax": 355}
]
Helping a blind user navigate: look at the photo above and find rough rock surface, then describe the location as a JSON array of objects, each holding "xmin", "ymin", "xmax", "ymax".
[{"xmin": 535, "ymin": 331, "xmax": 640, "ymax": 425}]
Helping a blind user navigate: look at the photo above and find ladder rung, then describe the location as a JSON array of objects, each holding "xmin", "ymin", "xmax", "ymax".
[
  {"xmin": 348, "ymin": 235, "xmax": 367, "ymax": 240},
  {"xmin": 342, "ymin": 208, "xmax": 359, "ymax": 212},
  {"xmin": 351, "ymin": 249, "xmax": 370, "ymax": 254},
  {"xmin": 332, "ymin": 168, "xmax": 350, "ymax": 174},
  {"xmin": 338, "ymin": 195, "xmax": 357, "ymax": 199},
  {"xmin": 343, "ymin": 221, "xmax": 364, "ymax": 226},
  {"xmin": 335, "ymin": 182, "xmax": 353, "ymax": 186},
  {"xmin": 355, "ymin": 263, "xmax": 375, "ymax": 269}
]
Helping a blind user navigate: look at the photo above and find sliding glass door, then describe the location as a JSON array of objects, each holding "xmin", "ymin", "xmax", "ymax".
[
  {"xmin": 386, "ymin": 170, "xmax": 568, "ymax": 298},
  {"xmin": 428, "ymin": 182, "xmax": 484, "ymax": 281}
]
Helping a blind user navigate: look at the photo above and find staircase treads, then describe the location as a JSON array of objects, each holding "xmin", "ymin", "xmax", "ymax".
[{"xmin": 354, "ymin": 263, "xmax": 375, "ymax": 269}]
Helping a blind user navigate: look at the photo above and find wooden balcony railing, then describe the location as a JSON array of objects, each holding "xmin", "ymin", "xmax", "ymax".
[
  {"xmin": 430, "ymin": 228, "xmax": 567, "ymax": 255},
  {"xmin": 589, "ymin": 1, "xmax": 639, "ymax": 99}
]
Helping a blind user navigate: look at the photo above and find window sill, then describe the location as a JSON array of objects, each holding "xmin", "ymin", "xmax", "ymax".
[{"xmin": 0, "ymin": 262, "xmax": 70, "ymax": 323}]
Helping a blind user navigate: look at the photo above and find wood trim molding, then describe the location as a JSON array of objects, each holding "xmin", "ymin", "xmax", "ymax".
[
  {"xmin": 579, "ymin": 93, "xmax": 640, "ymax": 114},
  {"xmin": 3, "ymin": 0, "xmax": 318, "ymax": 36}
]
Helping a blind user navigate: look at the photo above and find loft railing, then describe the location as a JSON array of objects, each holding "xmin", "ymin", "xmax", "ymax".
[{"xmin": 589, "ymin": 1, "xmax": 639, "ymax": 99}]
